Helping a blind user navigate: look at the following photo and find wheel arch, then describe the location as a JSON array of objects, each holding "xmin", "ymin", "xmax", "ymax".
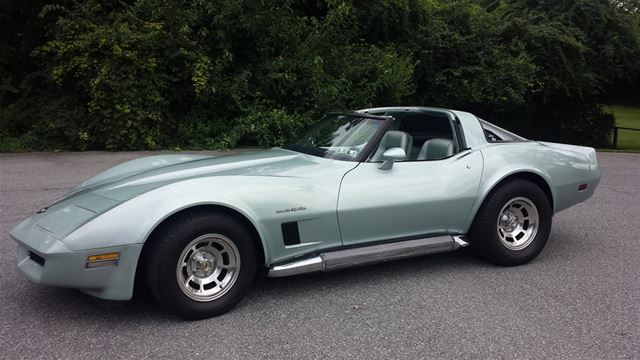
[
  {"xmin": 469, "ymin": 171, "xmax": 555, "ymax": 231},
  {"xmin": 135, "ymin": 204, "xmax": 267, "ymax": 292}
]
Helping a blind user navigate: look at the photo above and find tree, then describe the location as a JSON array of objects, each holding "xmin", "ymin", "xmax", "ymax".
[{"xmin": 1, "ymin": 0, "xmax": 639, "ymax": 151}]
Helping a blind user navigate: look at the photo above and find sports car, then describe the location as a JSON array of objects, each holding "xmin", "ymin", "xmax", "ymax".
[{"xmin": 10, "ymin": 107, "xmax": 601, "ymax": 318}]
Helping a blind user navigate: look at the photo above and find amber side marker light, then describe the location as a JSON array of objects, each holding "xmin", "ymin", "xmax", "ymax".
[{"xmin": 86, "ymin": 252, "xmax": 119, "ymax": 268}]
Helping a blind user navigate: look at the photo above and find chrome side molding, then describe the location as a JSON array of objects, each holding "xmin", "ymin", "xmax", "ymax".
[
  {"xmin": 266, "ymin": 256, "xmax": 324, "ymax": 277},
  {"xmin": 268, "ymin": 234, "xmax": 469, "ymax": 277},
  {"xmin": 453, "ymin": 235, "xmax": 469, "ymax": 249}
]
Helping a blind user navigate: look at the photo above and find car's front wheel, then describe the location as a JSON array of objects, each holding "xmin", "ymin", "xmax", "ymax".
[
  {"xmin": 145, "ymin": 211, "xmax": 257, "ymax": 319},
  {"xmin": 469, "ymin": 179, "xmax": 552, "ymax": 266}
]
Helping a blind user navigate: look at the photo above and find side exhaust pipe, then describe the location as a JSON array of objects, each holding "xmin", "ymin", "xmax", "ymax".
[{"xmin": 268, "ymin": 235, "xmax": 469, "ymax": 277}]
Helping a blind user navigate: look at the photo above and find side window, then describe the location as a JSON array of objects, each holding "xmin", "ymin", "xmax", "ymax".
[
  {"xmin": 369, "ymin": 111, "xmax": 460, "ymax": 162},
  {"xmin": 398, "ymin": 113, "xmax": 458, "ymax": 161}
]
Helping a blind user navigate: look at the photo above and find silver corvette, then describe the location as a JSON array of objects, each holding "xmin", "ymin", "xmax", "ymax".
[{"xmin": 10, "ymin": 107, "xmax": 601, "ymax": 318}]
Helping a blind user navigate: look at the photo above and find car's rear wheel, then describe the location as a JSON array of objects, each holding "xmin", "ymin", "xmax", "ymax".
[
  {"xmin": 469, "ymin": 179, "xmax": 552, "ymax": 266},
  {"xmin": 145, "ymin": 211, "xmax": 257, "ymax": 319}
]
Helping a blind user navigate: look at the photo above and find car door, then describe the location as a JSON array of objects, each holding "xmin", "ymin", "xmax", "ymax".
[{"xmin": 336, "ymin": 150, "xmax": 483, "ymax": 246}]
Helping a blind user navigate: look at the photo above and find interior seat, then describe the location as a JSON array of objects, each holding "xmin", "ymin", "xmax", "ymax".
[
  {"xmin": 370, "ymin": 131, "xmax": 413, "ymax": 161},
  {"xmin": 417, "ymin": 138, "xmax": 454, "ymax": 160}
]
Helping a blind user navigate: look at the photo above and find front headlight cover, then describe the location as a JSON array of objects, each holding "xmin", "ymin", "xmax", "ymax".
[{"xmin": 37, "ymin": 205, "xmax": 97, "ymax": 239}]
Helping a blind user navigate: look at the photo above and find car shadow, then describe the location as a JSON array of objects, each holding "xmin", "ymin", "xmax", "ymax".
[
  {"xmin": 13, "ymin": 248, "xmax": 485, "ymax": 323},
  {"xmin": 132, "ymin": 248, "xmax": 489, "ymax": 318},
  {"xmin": 16, "ymin": 240, "xmax": 578, "ymax": 323}
]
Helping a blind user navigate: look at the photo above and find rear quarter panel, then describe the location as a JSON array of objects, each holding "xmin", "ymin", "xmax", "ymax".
[{"xmin": 475, "ymin": 142, "xmax": 598, "ymax": 225}]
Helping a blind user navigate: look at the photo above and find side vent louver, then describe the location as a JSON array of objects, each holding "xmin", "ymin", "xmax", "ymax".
[{"xmin": 281, "ymin": 222, "xmax": 301, "ymax": 246}]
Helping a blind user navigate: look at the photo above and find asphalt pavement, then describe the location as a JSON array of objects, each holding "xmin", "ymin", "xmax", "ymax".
[{"xmin": 0, "ymin": 150, "xmax": 638, "ymax": 359}]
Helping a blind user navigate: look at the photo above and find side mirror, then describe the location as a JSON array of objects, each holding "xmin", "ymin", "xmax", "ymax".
[{"xmin": 378, "ymin": 147, "xmax": 406, "ymax": 170}]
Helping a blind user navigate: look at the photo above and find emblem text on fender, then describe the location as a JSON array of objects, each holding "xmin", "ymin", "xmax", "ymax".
[{"xmin": 276, "ymin": 206, "xmax": 307, "ymax": 214}]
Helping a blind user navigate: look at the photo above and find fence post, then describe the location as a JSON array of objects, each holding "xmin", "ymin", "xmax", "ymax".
[{"xmin": 613, "ymin": 127, "xmax": 618, "ymax": 148}]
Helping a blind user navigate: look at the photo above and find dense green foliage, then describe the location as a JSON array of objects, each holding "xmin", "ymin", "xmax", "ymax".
[{"xmin": 1, "ymin": 0, "xmax": 639, "ymax": 151}]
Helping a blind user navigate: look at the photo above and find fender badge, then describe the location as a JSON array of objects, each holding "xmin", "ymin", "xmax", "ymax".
[{"xmin": 276, "ymin": 206, "xmax": 307, "ymax": 214}]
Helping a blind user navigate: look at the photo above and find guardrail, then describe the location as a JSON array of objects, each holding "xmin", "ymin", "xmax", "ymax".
[{"xmin": 612, "ymin": 126, "xmax": 640, "ymax": 148}]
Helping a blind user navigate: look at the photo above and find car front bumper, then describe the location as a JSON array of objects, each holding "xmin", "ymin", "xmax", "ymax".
[{"xmin": 11, "ymin": 223, "xmax": 142, "ymax": 301}]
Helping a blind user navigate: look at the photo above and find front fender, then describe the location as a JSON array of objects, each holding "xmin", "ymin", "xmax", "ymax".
[
  {"xmin": 62, "ymin": 177, "xmax": 271, "ymax": 263},
  {"xmin": 63, "ymin": 165, "xmax": 348, "ymax": 262}
]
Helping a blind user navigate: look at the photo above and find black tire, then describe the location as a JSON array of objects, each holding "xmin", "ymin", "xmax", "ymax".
[
  {"xmin": 145, "ymin": 211, "xmax": 257, "ymax": 319},
  {"xmin": 469, "ymin": 179, "xmax": 552, "ymax": 266}
]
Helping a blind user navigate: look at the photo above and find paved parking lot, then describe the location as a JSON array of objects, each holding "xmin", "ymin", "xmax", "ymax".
[{"xmin": 0, "ymin": 151, "xmax": 638, "ymax": 359}]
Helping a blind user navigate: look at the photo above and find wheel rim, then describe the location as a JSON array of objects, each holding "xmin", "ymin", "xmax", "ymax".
[
  {"xmin": 176, "ymin": 234, "xmax": 240, "ymax": 302},
  {"xmin": 496, "ymin": 197, "xmax": 539, "ymax": 251}
]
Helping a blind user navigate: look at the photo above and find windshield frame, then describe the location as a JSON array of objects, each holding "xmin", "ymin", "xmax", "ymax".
[{"xmin": 283, "ymin": 112, "xmax": 393, "ymax": 162}]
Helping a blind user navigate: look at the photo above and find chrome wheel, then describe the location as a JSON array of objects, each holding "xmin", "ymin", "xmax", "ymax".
[
  {"xmin": 496, "ymin": 197, "xmax": 539, "ymax": 251},
  {"xmin": 176, "ymin": 234, "xmax": 240, "ymax": 302}
]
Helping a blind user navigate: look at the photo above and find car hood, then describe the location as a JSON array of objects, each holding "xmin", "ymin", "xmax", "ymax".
[
  {"xmin": 64, "ymin": 148, "xmax": 345, "ymax": 202},
  {"xmin": 13, "ymin": 148, "xmax": 353, "ymax": 242}
]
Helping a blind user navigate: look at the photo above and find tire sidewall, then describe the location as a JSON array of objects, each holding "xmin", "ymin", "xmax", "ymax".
[
  {"xmin": 472, "ymin": 180, "xmax": 552, "ymax": 265},
  {"xmin": 148, "ymin": 213, "xmax": 257, "ymax": 319}
]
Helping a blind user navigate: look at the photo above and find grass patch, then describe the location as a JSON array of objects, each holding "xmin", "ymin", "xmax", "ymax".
[{"xmin": 609, "ymin": 105, "xmax": 640, "ymax": 150}]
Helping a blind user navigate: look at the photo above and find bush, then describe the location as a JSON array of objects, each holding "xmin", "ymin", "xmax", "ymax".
[{"xmin": 1, "ymin": 0, "xmax": 638, "ymax": 151}]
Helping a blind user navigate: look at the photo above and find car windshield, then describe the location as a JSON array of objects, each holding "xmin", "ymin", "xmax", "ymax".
[{"xmin": 284, "ymin": 114, "xmax": 388, "ymax": 161}]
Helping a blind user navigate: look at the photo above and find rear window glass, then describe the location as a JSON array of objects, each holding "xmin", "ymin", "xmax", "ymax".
[{"xmin": 479, "ymin": 119, "xmax": 527, "ymax": 142}]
